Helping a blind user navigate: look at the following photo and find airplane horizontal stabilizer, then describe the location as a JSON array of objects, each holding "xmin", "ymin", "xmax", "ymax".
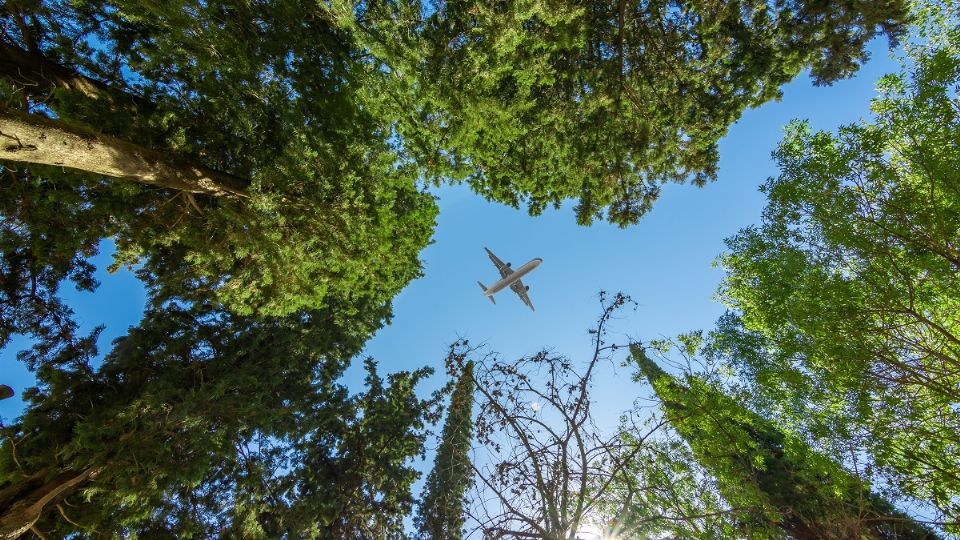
[{"xmin": 477, "ymin": 281, "xmax": 495, "ymax": 304}]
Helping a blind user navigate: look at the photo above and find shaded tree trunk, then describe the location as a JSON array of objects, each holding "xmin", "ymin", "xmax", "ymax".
[
  {"xmin": 0, "ymin": 467, "xmax": 101, "ymax": 539},
  {"xmin": 0, "ymin": 42, "xmax": 130, "ymax": 103},
  {"xmin": 0, "ymin": 110, "xmax": 250, "ymax": 197}
]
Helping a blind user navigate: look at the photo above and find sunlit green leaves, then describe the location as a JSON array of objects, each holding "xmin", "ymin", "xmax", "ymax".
[
  {"xmin": 715, "ymin": 6, "xmax": 960, "ymax": 527},
  {"xmin": 629, "ymin": 343, "xmax": 940, "ymax": 539},
  {"xmin": 3, "ymin": 0, "xmax": 438, "ymax": 321},
  {"xmin": 370, "ymin": 0, "xmax": 909, "ymax": 226}
]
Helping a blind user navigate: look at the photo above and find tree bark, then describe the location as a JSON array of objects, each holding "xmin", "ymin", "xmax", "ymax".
[
  {"xmin": 0, "ymin": 467, "xmax": 102, "ymax": 539},
  {"xmin": 0, "ymin": 41, "xmax": 134, "ymax": 104},
  {"xmin": 0, "ymin": 110, "xmax": 250, "ymax": 197}
]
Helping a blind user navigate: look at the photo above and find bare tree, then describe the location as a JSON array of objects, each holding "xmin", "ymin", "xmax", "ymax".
[{"xmin": 446, "ymin": 292, "xmax": 665, "ymax": 540}]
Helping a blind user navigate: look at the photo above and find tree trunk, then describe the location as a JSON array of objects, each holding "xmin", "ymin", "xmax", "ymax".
[
  {"xmin": 0, "ymin": 467, "xmax": 101, "ymax": 539},
  {"xmin": 0, "ymin": 42, "xmax": 127, "ymax": 103},
  {"xmin": 0, "ymin": 110, "xmax": 250, "ymax": 197}
]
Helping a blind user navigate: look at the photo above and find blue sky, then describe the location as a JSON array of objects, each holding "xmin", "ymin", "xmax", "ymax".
[
  {"xmin": 1, "ymin": 38, "xmax": 900, "ymax": 460},
  {"xmin": 356, "ymin": 38, "xmax": 903, "ymax": 429}
]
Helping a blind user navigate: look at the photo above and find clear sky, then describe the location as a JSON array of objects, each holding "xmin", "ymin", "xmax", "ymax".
[{"xmin": 0, "ymin": 37, "xmax": 901, "ymax": 482}]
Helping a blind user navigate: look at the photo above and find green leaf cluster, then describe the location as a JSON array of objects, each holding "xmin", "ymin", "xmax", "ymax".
[
  {"xmin": 0, "ymin": 167, "xmax": 139, "ymax": 350},
  {"xmin": 2, "ymin": 0, "xmax": 438, "ymax": 320},
  {"xmin": 603, "ymin": 420, "xmax": 750, "ymax": 539},
  {"xmin": 369, "ymin": 0, "xmax": 908, "ymax": 225},
  {"xmin": 1, "ymin": 300, "xmax": 439, "ymax": 538},
  {"xmin": 715, "ymin": 3, "xmax": 960, "ymax": 525}
]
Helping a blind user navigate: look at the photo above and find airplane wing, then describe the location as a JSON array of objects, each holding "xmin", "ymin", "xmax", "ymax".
[
  {"xmin": 510, "ymin": 279, "xmax": 535, "ymax": 311},
  {"xmin": 485, "ymin": 247, "xmax": 514, "ymax": 278}
]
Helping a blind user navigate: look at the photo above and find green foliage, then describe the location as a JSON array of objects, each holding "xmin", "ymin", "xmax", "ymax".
[
  {"xmin": 0, "ymin": 1, "xmax": 939, "ymax": 536},
  {"xmin": 0, "ymin": 0, "xmax": 914, "ymax": 328},
  {"xmin": 0, "ymin": 2, "xmax": 440, "ymax": 535},
  {"xmin": 603, "ymin": 430, "xmax": 764, "ymax": 539},
  {"xmin": 715, "ymin": 4, "xmax": 960, "ymax": 526},
  {"xmin": 1, "ymin": 0, "xmax": 437, "ymax": 319},
  {"xmin": 189, "ymin": 358, "xmax": 440, "ymax": 540},
  {"xmin": 0, "ymin": 166, "xmax": 140, "ymax": 350},
  {"xmin": 416, "ymin": 360, "xmax": 475, "ymax": 540},
  {"xmin": 0, "ymin": 301, "xmax": 439, "ymax": 538},
  {"xmin": 365, "ymin": 0, "xmax": 909, "ymax": 225},
  {"xmin": 631, "ymin": 344, "xmax": 940, "ymax": 539}
]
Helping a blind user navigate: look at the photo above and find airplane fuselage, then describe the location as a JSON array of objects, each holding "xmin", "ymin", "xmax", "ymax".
[{"xmin": 483, "ymin": 258, "xmax": 542, "ymax": 297}]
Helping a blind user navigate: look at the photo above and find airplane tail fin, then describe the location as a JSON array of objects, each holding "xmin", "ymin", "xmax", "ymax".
[{"xmin": 477, "ymin": 281, "xmax": 495, "ymax": 304}]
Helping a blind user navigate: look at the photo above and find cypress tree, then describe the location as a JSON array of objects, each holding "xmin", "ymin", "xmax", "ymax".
[
  {"xmin": 0, "ymin": 302, "xmax": 436, "ymax": 538},
  {"xmin": 416, "ymin": 360, "xmax": 475, "ymax": 540},
  {"xmin": 631, "ymin": 344, "xmax": 939, "ymax": 540}
]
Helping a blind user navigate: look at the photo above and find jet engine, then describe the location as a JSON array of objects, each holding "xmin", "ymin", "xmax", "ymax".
[{"xmin": 525, "ymin": 285, "xmax": 530, "ymax": 291}]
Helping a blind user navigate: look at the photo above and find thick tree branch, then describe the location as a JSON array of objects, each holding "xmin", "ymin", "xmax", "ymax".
[
  {"xmin": 0, "ymin": 41, "xmax": 139, "ymax": 105},
  {"xmin": 0, "ymin": 109, "xmax": 250, "ymax": 197},
  {"xmin": 0, "ymin": 466, "xmax": 103, "ymax": 540}
]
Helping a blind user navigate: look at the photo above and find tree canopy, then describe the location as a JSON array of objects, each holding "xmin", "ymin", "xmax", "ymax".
[
  {"xmin": 0, "ymin": 0, "xmax": 948, "ymax": 538},
  {"xmin": 631, "ymin": 342, "xmax": 940, "ymax": 539},
  {"xmin": 378, "ymin": 0, "xmax": 909, "ymax": 225},
  {"xmin": 0, "ymin": 0, "xmax": 912, "ymax": 341},
  {"xmin": 0, "ymin": 299, "xmax": 440, "ymax": 538},
  {"xmin": 714, "ymin": 5, "xmax": 960, "ymax": 530},
  {"xmin": 0, "ymin": 0, "xmax": 437, "ymax": 324}
]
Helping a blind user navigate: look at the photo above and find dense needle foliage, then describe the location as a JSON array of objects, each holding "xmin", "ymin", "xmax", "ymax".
[
  {"xmin": 380, "ymin": 0, "xmax": 909, "ymax": 225},
  {"xmin": 1, "ymin": 3, "xmax": 440, "ymax": 535},
  {"xmin": 1, "ymin": 0, "xmax": 437, "ymax": 320},
  {"xmin": 632, "ymin": 343, "xmax": 939, "ymax": 539},
  {"xmin": 0, "ymin": 300, "xmax": 440, "ymax": 538},
  {"xmin": 416, "ymin": 360, "xmax": 474, "ymax": 540}
]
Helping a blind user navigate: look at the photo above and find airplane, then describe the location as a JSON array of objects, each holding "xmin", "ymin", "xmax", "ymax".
[{"xmin": 477, "ymin": 247, "xmax": 542, "ymax": 311}]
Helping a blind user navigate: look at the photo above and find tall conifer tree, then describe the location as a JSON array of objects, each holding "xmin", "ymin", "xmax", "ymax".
[
  {"xmin": 0, "ymin": 302, "xmax": 438, "ymax": 538},
  {"xmin": 631, "ymin": 344, "xmax": 939, "ymax": 540},
  {"xmin": 416, "ymin": 360, "xmax": 475, "ymax": 540}
]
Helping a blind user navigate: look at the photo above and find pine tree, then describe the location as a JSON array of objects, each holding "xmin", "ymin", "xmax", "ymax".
[
  {"xmin": 631, "ymin": 344, "xmax": 940, "ymax": 540},
  {"xmin": 416, "ymin": 360, "xmax": 475, "ymax": 540},
  {"xmin": 0, "ymin": 302, "xmax": 438, "ymax": 538}
]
